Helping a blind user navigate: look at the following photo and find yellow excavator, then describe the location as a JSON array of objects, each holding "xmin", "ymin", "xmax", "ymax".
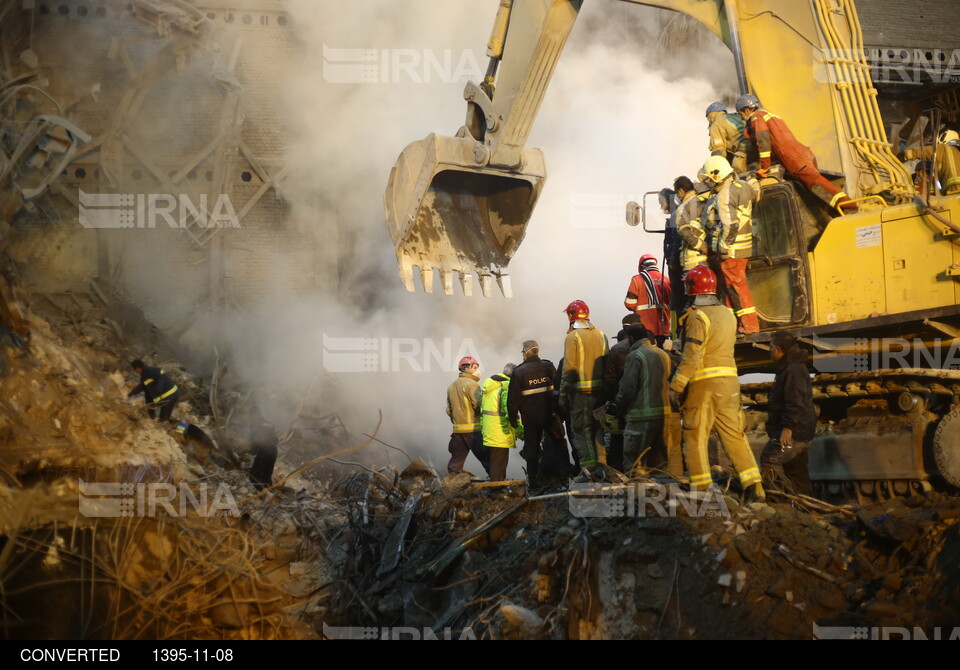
[{"xmin": 384, "ymin": 0, "xmax": 960, "ymax": 499}]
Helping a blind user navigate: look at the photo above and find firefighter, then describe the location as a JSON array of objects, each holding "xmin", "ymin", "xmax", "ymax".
[
  {"xmin": 602, "ymin": 328, "xmax": 631, "ymax": 473},
  {"xmin": 507, "ymin": 340, "xmax": 557, "ymax": 487},
  {"xmin": 614, "ymin": 324, "xmax": 672, "ymax": 475},
  {"xmin": 706, "ymin": 101, "xmax": 754, "ymax": 174},
  {"xmin": 661, "ymin": 186, "xmax": 685, "ymax": 328},
  {"xmin": 903, "ymin": 129, "xmax": 960, "ymax": 196},
  {"xmin": 737, "ymin": 94, "xmax": 856, "ymax": 213},
  {"xmin": 446, "ymin": 356, "xmax": 491, "ymax": 476},
  {"xmin": 675, "ymin": 178, "xmax": 711, "ymax": 274},
  {"xmin": 669, "ymin": 266, "xmax": 765, "ymax": 504},
  {"xmin": 128, "ymin": 359, "xmax": 180, "ymax": 422},
  {"xmin": 481, "ymin": 363, "xmax": 522, "ymax": 482},
  {"xmin": 700, "ymin": 155, "xmax": 761, "ymax": 335},
  {"xmin": 623, "ymin": 254, "xmax": 671, "ymax": 345},
  {"xmin": 559, "ymin": 300, "xmax": 609, "ymax": 480}
]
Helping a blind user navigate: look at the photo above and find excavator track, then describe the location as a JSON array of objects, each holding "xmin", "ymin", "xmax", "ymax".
[{"xmin": 741, "ymin": 369, "xmax": 960, "ymax": 503}]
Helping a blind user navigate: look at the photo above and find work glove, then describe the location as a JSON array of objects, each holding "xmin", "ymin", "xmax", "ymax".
[
  {"xmin": 669, "ymin": 390, "xmax": 682, "ymax": 411},
  {"xmin": 757, "ymin": 168, "xmax": 768, "ymax": 179}
]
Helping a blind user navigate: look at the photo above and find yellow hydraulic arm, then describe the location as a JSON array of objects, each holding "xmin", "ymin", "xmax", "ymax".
[{"xmin": 385, "ymin": 0, "xmax": 912, "ymax": 297}]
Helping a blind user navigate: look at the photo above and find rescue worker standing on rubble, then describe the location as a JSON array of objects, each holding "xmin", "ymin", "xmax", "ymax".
[
  {"xmin": 669, "ymin": 266, "xmax": 765, "ymax": 504},
  {"xmin": 446, "ymin": 356, "xmax": 491, "ymax": 477},
  {"xmin": 760, "ymin": 332, "xmax": 815, "ymax": 496},
  {"xmin": 737, "ymin": 94, "xmax": 856, "ymax": 213},
  {"xmin": 128, "ymin": 359, "xmax": 180, "ymax": 422},
  {"xmin": 903, "ymin": 129, "xmax": 960, "ymax": 196},
  {"xmin": 560, "ymin": 300, "xmax": 609, "ymax": 480},
  {"xmin": 507, "ymin": 340, "xmax": 557, "ymax": 488},
  {"xmin": 623, "ymin": 254, "xmax": 671, "ymax": 345},
  {"xmin": 700, "ymin": 155, "xmax": 761, "ymax": 335},
  {"xmin": 482, "ymin": 363, "xmax": 522, "ymax": 482},
  {"xmin": 614, "ymin": 324, "xmax": 672, "ymax": 475},
  {"xmin": 602, "ymin": 328, "xmax": 631, "ymax": 473},
  {"xmin": 706, "ymin": 101, "xmax": 754, "ymax": 174}
]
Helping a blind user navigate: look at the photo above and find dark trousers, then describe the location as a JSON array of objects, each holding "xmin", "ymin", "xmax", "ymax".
[
  {"xmin": 150, "ymin": 390, "xmax": 181, "ymax": 422},
  {"xmin": 250, "ymin": 444, "xmax": 278, "ymax": 492},
  {"xmin": 447, "ymin": 432, "xmax": 491, "ymax": 476},
  {"xmin": 606, "ymin": 433, "xmax": 624, "ymax": 473},
  {"xmin": 760, "ymin": 439, "xmax": 811, "ymax": 496},
  {"xmin": 488, "ymin": 446, "xmax": 510, "ymax": 481},
  {"xmin": 519, "ymin": 422, "xmax": 545, "ymax": 484}
]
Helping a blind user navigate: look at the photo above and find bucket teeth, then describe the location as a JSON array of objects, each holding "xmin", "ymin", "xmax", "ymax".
[
  {"xmin": 497, "ymin": 273, "xmax": 512, "ymax": 299},
  {"xmin": 399, "ymin": 258, "xmax": 416, "ymax": 293},
  {"xmin": 419, "ymin": 267, "xmax": 434, "ymax": 294},
  {"xmin": 460, "ymin": 272, "xmax": 473, "ymax": 297},
  {"xmin": 441, "ymin": 270, "xmax": 454, "ymax": 296},
  {"xmin": 479, "ymin": 273, "xmax": 494, "ymax": 298}
]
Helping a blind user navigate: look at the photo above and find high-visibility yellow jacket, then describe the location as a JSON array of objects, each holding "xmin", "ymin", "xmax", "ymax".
[
  {"xmin": 481, "ymin": 374, "xmax": 523, "ymax": 448},
  {"xmin": 704, "ymin": 175, "xmax": 758, "ymax": 261},
  {"xmin": 670, "ymin": 304, "xmax": 739, "ymax": 393},
  {"xmin": 676, "ymin": 190, "xmax": 710, "ymax": 271},
  {"xmin": 709, "ymin": 112, "xmax": 749, "ymax": 162},
  {"xmin": 447, "ymin": 371, "xmax": 481, "ymax": 433},
  {"xmin": 905, "ymin": 143, "xmax": 960, "ymax": 195},
  {"xmin": 561, "ymin": 321, "xmax": 609, "ymax": 396}
]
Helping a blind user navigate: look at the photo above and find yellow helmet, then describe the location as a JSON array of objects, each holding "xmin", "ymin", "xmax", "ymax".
[
  {"xmin": 940, "ymin": 130, "xmax": 959, "ymax": 145},
  {"xmin": 700, "ymin": 155, "xmax": 734, "ymax": 183}
]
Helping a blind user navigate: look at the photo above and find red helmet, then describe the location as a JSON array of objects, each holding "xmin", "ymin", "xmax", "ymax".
[
  {"xmin": 564, "ymin": 300, "xmax": 590, "ymax": 322},
  {"xmin": 639, "ymin": 254, "xmax": 658, "ymax": 272},
  {"xmin": 458, "ymin": 356, "xmax": 479, "ymax": 370},
  {"xmin": 684, "ymin": 265, "xmax": 717, "ymax": 295}
]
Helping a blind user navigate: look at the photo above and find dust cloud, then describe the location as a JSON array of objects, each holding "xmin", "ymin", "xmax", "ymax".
[{"xmin": 221, "ymin": 0, "xmax": 737, "ymax": 477}]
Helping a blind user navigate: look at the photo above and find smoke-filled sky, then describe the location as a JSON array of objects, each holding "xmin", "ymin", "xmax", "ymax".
[{"xmin": 231, "ymin": 0, "xmax": 736, "ymax": 477}]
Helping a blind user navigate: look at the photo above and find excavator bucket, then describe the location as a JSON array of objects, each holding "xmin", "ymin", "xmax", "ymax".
[{"xmin": 385, "ymin": 133, "xmax": 546, "ymax": 298}]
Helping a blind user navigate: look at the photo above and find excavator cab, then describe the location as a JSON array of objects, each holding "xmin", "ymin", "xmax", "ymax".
[{"xmin": 384, "ymin": 133, "xmax": 545, "ymax": 298}]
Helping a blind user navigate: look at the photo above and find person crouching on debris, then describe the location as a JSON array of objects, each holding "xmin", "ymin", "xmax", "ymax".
[
  {"xmin": 482, "ymin": 364, "xmax": 522, "ymax": 482},
  {"xmin": 128, "ymin": 359, "xmax": 180, "ymax": 422},
  {"xmin": 760, "ymin": 332, "xmax": 815, "ymax": 496},
  {"xmin": 446, "ymin": 356, "xmax": 492, "ymax": 477},
  {"xmin": 248, "ymin": 407, "xmax": 279, "ymax": 492}
]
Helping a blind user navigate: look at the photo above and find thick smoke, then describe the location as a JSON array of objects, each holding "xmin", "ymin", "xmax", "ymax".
[{"xmin": 222, "ymin": 0, "xmax": 737, "ymax": 477}]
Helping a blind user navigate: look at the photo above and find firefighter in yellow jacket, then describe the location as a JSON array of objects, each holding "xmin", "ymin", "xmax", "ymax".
[
  {"xmin": 903, "ymin": 130, "xmax": 960, "ymax": 196},
  {"xmin": 669, "ymin": 266, "xmax": 765, "ymax": 504},
  {"xmin": 481, "ymin": 363, "xmax": 523, "ymax": 481},
  {"xmin": 701, "ymin": 155, "xmax": 760, "ymax": 335},
  {"xmin": 560, "ymin": 300, "xmax": 609, "ymax": 479},
  {"xmin": 446, "ymin": 356, "xmax": 491, "ymax": 476}
]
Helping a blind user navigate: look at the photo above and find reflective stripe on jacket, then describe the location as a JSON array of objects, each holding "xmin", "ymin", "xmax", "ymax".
[
  {"xmin": 561, "ymin": 322, "xmax": 609, "ymax": 395},
  {"xmin": 615, "ymin": 339, "xmax": 671, "ymax": 422},
  {"xmin": 705, "ymin": 176, "xmax": 758, "ymax": 261},
  {"xmin": 676, "ymin": 191, "xmax": 710, "ymax": 271},
  {"xmin": 670, "ymin": 304, "xmax": 739, "ymax": 393},
  {"xmin": 447, "ymin": 371, "xmax": 481, "ymax": 433},
  {"xmin": 481, "ymin": 374, "xmax": 522, "ymax": 448}
]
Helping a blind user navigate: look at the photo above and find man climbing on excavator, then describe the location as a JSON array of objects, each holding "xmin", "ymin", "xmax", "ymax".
[
  {"xmin": 706, "ymin": 101, "xmax": 754, "ymax": 175},
  {"xmin": 700, "ymin": 155, "xmax": 761, "ymax": 335},
  {"xmin": 737, "ymin": 94, "xmax": 857, "ymax": 214}
]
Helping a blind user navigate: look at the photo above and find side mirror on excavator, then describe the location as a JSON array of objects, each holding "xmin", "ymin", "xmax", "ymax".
[{"xmin": 625, "ymin": 192, "xmax": 667, "ymax": 233}]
